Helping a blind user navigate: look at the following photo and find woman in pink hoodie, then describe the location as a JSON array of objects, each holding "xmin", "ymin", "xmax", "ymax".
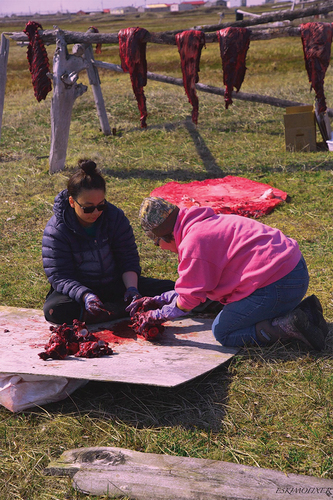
[{"xmin": 127, "ymin": 197, "xmax": 328, "ymax": 351}]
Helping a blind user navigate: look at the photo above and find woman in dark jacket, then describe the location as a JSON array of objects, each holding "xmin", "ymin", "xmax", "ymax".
[{"xmin": 42, "ymin": 160, "xmax": 174, "ymax": 324}]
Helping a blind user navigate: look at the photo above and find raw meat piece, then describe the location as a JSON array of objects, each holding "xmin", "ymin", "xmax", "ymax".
[
  {"xmin": 175, "ymin": 30, "xmax": 206, "ymax": 124},
  {"xmin": 150, "ymin": 176, "xmax": 288, "ymax": 219},
  {"xmin": 74, "ymin": 340, "xmax": 113, "ymax": 358},
  {"xmin": 130, "ymin": 314, "xmax": 164, "ymax": 340},
  {"xmin": 118, "ymin": 27, "xmax": 149, "ymax": 128},
  {"xmin": 23, "ymin": 21, "xmax": 52, "ymax": 102},
  {"xmin": 129, "ymin": 303, "xmax": 165, "ymax": 340},
  {"xmin": 88, "ymin": 26, "xmax": 102, "ymax": 55},
  {"xmin": 300, "ymin": 22, "xmax": 333, "ymax": 114},
  {"xmin": 217, "ymin": 27, "xmax": 250, "ymax": 109},
  {"xmin": 38, "ymin": 320, "xmax": 112, "ymax": 360}
]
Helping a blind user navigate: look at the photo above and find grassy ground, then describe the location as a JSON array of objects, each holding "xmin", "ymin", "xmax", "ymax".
[{"xmin": 0, "ymin": 8, "xmax": 333, "ymax": 499}]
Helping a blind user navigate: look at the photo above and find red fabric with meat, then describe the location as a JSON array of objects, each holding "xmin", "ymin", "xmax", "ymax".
[
  {"xmin": 23, "ymin": 21, "xmax": 52, "ymax": 102},
  {"xmin": 217, "ymin": 27, "xmax": 250, "ymax": 109},
  {"xmin": 118, "ymin": 27, "xmax": 149, "ymax": 128},
  {"xmin": 150, "ymin": 176, "xmax": 288, "ymax": 218},
  {"xmin": 175, "ymin": 30, "xmax": 206, "ymax": 125},
  {"xmin": 300, "ymin": 22, "xmax": 333, "ymax": 114}
]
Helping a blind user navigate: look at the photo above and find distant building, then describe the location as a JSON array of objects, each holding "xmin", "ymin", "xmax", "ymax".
[
  {"xmin": 170, "ymin": 3, "xmax": 179, "ymax": 11},
  {"xmin": 77, "ymin": 10, "xmax": 87, "ymax": 15},
  {"xmin": 179, "ymin": 1, "xmax": 206, "ymax": 10},
  {"xmin": 226, "ymin": 0, "xmax": 271, "ymax": 5},
  {"xmin": 103, "ymin": 8, "xmax": 110, "ymax": 13},
  {"xmin": 110, "ymin": 6, "xmax": 137, "ymax": 14},
  {"xmin": 145, "ymin": 3, "xmax": 170, "ymax": 12},
  {"xmin": 205, "ymin": 0, "xmax": 227, "ymax": 6}
]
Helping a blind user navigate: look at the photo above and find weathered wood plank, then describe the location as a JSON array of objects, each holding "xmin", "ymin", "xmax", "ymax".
[{"xmin": 44, "ymin": 446, "xmax": 333, "ymax": 500}]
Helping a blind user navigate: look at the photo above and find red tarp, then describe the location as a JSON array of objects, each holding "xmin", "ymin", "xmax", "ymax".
[{"xmin": 150, "ymin": 176, "xmax": 288, "ymax": 218}]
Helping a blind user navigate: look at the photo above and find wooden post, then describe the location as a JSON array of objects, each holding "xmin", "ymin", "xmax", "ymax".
[
  {"xmin": 83, "ymin": 43, "xmax": 111, "ymax": 136},
  {"xmin": 0, "ymin": 33, "xmax": 9, "ymax": 143},
  {"xmin": 49, "ymin": 29, "xmax": 88, "ymax": 174}
]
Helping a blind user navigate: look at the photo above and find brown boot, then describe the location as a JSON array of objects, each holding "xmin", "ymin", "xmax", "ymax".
[{"xmin": 256, "ymin": 309, "xmax": 325, "ymax": 351}]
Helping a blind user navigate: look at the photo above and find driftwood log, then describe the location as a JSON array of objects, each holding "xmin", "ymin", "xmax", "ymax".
[
  {"xmin": 5, "ymin": 0, "xmax": 333, "ymax": 45},
  {"xmin": 44, "ymin": 446, "xmax": 333, "ymax": 500},
  {"xmin": 0, "ymin": 33, "xmax": 9, "ymax": 143}
]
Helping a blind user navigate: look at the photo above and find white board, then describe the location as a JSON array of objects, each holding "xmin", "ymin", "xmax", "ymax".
[{"xmin": 0, "ymin": 306, "xmax": 237, "ymax": 387}]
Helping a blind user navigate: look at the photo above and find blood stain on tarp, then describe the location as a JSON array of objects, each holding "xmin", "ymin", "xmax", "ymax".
[{"xmin": 94, "ymin": 320, "xmax": 138, "ymax": 345}]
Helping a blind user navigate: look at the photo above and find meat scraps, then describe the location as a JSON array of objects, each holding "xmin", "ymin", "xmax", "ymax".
[
  {"xmin": 217, "ymin": 27, "xmax": 250, "ymax": 109},
  {"xmin": 118, "ymin": 27, "xmax": 149, "ymax": 128},
  {"xmin": 175, "ymin": 30, "xmax": 206, "ymax": 125},
  {"xmin": 23, "ymin": 21, "xmax": 52, "ymax": 102},
  {"xmin": 300, "ymin": 22, "xmax": 333, "ymax": 114},
  {"xmin": 130, "ymin": 313, "xmax": 165, "ymax": 340},
  {"xmin": 38, "ymin": 319, "xmax": 113, "ymax": 360},
  {"xmin": 128, "ymin": 300, "xmax": 165, "ymax": 340}
]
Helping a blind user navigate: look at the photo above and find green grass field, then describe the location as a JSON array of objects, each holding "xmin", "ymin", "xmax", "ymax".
[{"xmin": 0, "ymin": 7, "xmax": 332, "ymax": 499}]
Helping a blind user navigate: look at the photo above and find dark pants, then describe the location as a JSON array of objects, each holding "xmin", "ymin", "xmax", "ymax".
[{"xmin": 43, "ymin": 276, "xmax": 175, "ymax": 325}]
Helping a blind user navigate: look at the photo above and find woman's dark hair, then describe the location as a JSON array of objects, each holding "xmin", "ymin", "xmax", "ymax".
[{"xmin": 67, "ymin": 160, "xmax": 106, "ymax": 199}]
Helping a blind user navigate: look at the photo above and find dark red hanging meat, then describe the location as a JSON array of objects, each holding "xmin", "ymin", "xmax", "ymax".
[
  {"xmin": 300, "ymin": 22, "xmax": 333, "ymax": 114},
  {"xmin": 88, "ymin": 26, "xmax": 102, "ymax": 55},
  {"xmin": 118, "ymin": 27, "xmax": 149, "ymax": 128},
  {"xmin": 175, "ymin": 30, "xmax": 206, "ymax": 125},
  {"xmin": 23, "ymin": 21, "xmax": 52, "ymax": 102},
  {"xmin": 217, "ymin": 27, "xmax": 250, "ymax": 109}
]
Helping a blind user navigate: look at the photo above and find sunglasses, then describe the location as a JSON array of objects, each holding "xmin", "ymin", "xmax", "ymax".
[{"xmin": 74, "ymin": 199, "xmax": 107, "ymax": 214}]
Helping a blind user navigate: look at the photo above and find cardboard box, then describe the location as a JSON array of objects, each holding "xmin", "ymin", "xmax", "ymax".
[{"xmin": 284, "ymin": 105, "xmax": 316, "ymax": 152}]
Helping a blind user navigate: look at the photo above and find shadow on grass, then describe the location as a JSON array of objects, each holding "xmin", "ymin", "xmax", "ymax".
[{"xmin": 44, "ymin": 361, "xmax": 233, "ymax": 432}]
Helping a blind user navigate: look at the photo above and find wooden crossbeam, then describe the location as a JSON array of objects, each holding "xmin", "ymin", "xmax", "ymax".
[{"xmin": 5, "ymin": 0, "xmax": 333, "ymax": 46}]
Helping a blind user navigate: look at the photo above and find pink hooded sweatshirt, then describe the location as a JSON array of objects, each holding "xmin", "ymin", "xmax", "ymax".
[{"xmin": 173, "ymin": 206, "xmax": 302, "ymax": 311}]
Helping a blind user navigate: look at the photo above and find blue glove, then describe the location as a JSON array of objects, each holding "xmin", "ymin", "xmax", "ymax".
[
  {"xmin": 126, "ymin": 290, "xmax": 178, "ymax": 318},
  {"xmin": 124, "ymin": 286, "xmax": 142, "ymax": 304},
  {"xmin": 133, "ymin": 296, "xmax": 188, "ymax": 334},
  {"xmin": 84, "ymin": 293, "xmax": 109, "ymax": 316}
]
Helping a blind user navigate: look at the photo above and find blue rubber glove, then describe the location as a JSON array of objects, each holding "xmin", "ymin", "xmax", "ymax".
[
  {"xmin": 84, "ymin": 293, "xmax": 109, "ymax": 316},
  {"xmin": 124, "ymin": 286, "xmax": 142, "ymax": 304},
  {"xmin": 126, "ymin": 290, "xmax": 178, "ymax": 317},
  {"xmin": 134, "ymin": 296, "xmax": 188, "ymax": 334}
]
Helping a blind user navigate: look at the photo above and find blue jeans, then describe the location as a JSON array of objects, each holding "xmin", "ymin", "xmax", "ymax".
[{"xmin": 212, "ymin": 256, "xmax": 309, "ymax": 347}]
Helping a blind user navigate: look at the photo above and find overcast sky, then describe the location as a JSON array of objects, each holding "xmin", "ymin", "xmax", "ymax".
[{"xmin": 0, "ymin": 0, "xmax": 147, "ymax": 16}]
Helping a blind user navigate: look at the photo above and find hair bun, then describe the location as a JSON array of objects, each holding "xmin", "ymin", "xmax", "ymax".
[{"xmin": 79, "ymin": 159, "xmax": 97, "ymax": 176}]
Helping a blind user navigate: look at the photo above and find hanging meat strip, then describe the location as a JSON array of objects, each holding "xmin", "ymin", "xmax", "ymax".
[
  {"xmin": 88, "ymin": 26, "xmax": 102, "ymax": 55},
  {"xmin": 217, "ymin": 27, "xmax": 250, "ymax": 109},
  {"xmin": 300, "ymin": 22, "xmax": 333, "ymax": 115},
  {"xmin": 175, "ymin": 30, "xmax": 206, "ymax": 125},
  {"xmin": 118, "ymin": 27, "xmax": 149, "ymax": 128},
  {"xmin": 23, "ymin": 21, "xmax": 52, "ymax": 102}
]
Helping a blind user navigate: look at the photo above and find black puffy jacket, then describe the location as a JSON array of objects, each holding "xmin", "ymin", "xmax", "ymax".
[{"xmin": 42, "ymin": 190, "xmax": 141, "ymax": 302}]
